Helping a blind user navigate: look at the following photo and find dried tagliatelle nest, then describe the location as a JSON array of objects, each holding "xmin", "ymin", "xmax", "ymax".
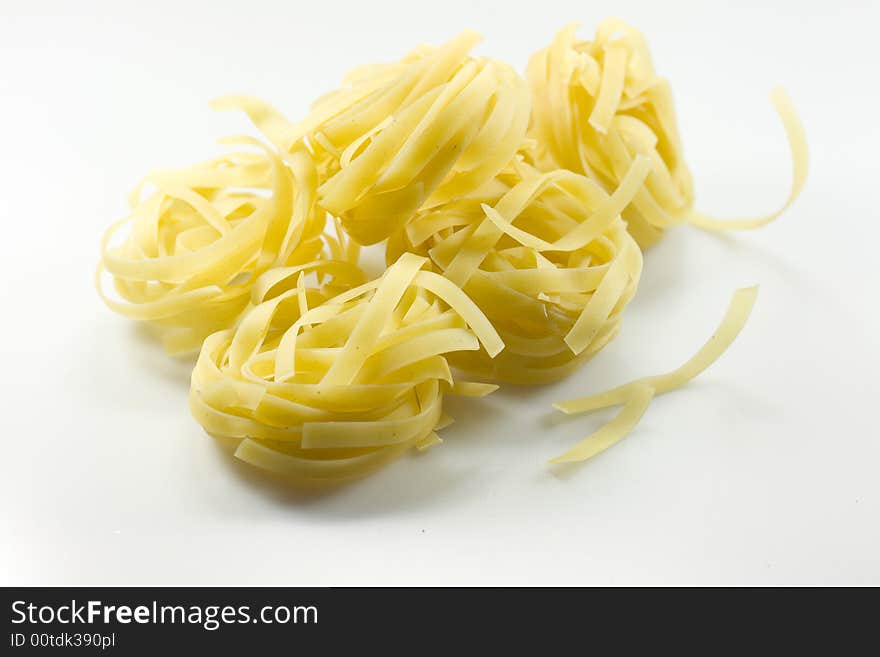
[
  {"xmin": 387, "ymin": 156, "xmax": 652, "ymax": 384},
  {"xmin": 190, "ymin": 253, "xmax": 502, "ymax": 481},
  {"xmin": 96, "ymin": 138, "xmax": 355, "ymax": 353},
  {"xmin": 97, "ymin": 19, "xmax": 807, "ymax": 484},
  {"xmin": 527, "ymin": 19, "xmax": 807, "ymax": 249},
  {"xmin": 215, "ymin": 31, "xmax": 530, "ymax": 246}
]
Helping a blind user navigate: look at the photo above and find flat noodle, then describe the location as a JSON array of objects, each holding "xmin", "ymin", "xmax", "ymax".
[
  {"xmin": 526, "ymin": 19, "xmax": 807, "ymax": 249},
  {"xmin": 688, "ymin": 88, "xmax": 808, "ymax": 230},
  {"xmin": 550, "ymin": 287, "xmax": 758, "ymax": 464}
]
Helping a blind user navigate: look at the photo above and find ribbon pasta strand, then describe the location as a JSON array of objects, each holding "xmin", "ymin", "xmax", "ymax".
[{"xmin": 551, "ymin": 286, "xmax": 758, "ymax": 464}]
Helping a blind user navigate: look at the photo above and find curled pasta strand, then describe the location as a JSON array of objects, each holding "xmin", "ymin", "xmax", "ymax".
[{"xmin": 687, "ymin": 88, "xmax": 808, "ymax": 231}]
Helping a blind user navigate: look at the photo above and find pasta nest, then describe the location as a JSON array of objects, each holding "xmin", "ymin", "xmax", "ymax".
[
  {"xmin": 386, "ymin": 156, "xmax": 652, "ymax": 384},
  {"xmin": 189, "ymin": 252, "xmax": 503, "ymax": 482},
  {"xmin": 526, "ymin": 20, "xmax": 694, "ymax": 249},
  {"xmin": 527, "ymin": 19, "xmax": 807, "ymax": 247},
  {"xmin": 217, "ymin": 31, "xmax": 530, "ymax": 246},
  {"xmin": 97, "ymin": 139, "xmax": 356, "ymax": 353}
]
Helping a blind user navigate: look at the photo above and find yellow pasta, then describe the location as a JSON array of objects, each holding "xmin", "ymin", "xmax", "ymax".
[
  {"xmin": 97, "ymin": 22, "xmax": 807, "ymax": 482},
  {"xmin": 96, "ymin": 136, "xmax": 363, "ymax": 353},
  {"xmin": 551, "ymin": 286, "xmax": 758, "ymax": 463},
  {"xmin": 387, "ymin": 155, "xmax": 651, "ymax": 384},
  {"xmin": 189, "ymin": 252, "xmax": 503, "ymax": 482},
  {"xmin": 527, "ymin": 19, "xmax": 807, "ymax": 249},
  {"xmin": 215, "ymin": 31, "xmax": 530, "ymax": 245}
]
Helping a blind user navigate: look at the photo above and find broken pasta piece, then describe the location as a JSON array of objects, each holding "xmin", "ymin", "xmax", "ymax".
[
  {"xmin": 387, "ymin": 156, "xmax": 651, "ymax": 384},
  {"xmin": 551, "ymin": 286, "xmax": 758, "ymax": 463},
  {"xmin": 215, "ymin": 31, "xmax": 530, "ymax": 245},
  {"xmin": 189, "ymin": 252, "xmax": 503, "ymax": 482},
  {"xmin": 527, "ymin": 19, "xmax": 807, "ymax": 249},
  {"xmin": 96, "ymin": 138, "xmax": 361, "ymax": 353}
]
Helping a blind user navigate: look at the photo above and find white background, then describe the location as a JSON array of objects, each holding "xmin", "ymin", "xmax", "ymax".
[{"xmin": 2, "ymin": 0, "xmax": 878, "ymax": 585}]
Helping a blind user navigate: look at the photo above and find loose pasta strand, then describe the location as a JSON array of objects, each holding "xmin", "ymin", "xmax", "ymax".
[{"xmin": 551, "ymin": 286, "xmax": 758, "ymax": 464}]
